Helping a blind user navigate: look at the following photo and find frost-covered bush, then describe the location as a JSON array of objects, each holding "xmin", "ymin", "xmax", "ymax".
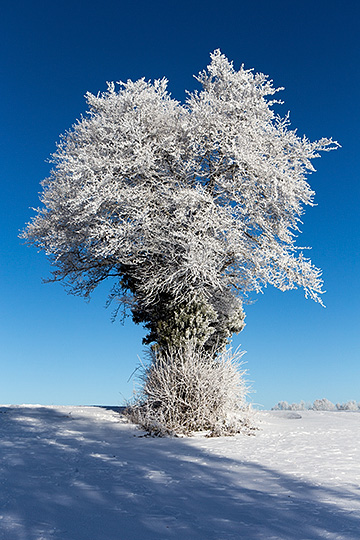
[
  {"xmin": 312, "ymin": 398, "xmax": 335, "ymax": 411},
  {"xmin": 126, "ymin": 344, "xmax": 253, "ymax": 436}
]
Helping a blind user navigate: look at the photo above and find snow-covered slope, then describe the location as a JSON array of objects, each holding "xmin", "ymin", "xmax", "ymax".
[{"xmin": 0, "ymin": 406, "xmax": 359, "ymax": 539}]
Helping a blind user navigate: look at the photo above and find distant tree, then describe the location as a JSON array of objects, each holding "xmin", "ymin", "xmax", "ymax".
[
  {"xmin": 22, "ymin": 50, "xmax": 338, "ymax": 355},
  {"xmin": 272, "ymin": 400, "xmax": 309, "ymax": 411},
  {"xmin": 312, "ymin": 398, "xmax": 335, "ymax": 411},
  {"xmin": 272, "ymin": 401, "xmax": 290, "ymax": 411},
  {"xmin": 336, "ymin": 400, "xmax": 359, "ymax": 411}
]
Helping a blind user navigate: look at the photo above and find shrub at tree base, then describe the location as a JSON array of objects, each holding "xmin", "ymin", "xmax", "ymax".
[{"xmin": 126, "ymin": 344, "xmax": 254, "ymax": 437}]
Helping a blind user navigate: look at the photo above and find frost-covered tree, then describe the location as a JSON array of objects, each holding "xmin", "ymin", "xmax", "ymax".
[
  {"xmin": 272, "ymin": 400, "xmax": 310, "ymax": 411},
  {"xmin": 336, "ymin": 400, "xmax": 359, "ymax": 411},
  {"xmin": 312, "ymin": 398, "xmax": 335, "ymax": 411},
  {"xmin": 22, "ymin": 50, "xmax": 338, "ymax": 357}
]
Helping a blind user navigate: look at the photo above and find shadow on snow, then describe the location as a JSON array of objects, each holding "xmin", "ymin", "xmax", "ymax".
[{"xmin": 0, "ymin": 406, "xmax": 359, "ymax": 540}]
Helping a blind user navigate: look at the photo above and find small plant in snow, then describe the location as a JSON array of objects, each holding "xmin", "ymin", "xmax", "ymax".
[{"xmin": 126, "ymin": 343, "xmax": 253, "ymax": 437}]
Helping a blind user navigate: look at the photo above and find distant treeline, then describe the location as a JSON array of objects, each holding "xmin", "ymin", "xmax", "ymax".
[{"xmin": 272, "ymin": 398, "xmax": 360, "ymax": 411}]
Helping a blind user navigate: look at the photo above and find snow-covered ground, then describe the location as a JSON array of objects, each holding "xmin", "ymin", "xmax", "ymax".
[{"xmin": 0, "ymin": 406, "xmax": 359, "ymax": 540}]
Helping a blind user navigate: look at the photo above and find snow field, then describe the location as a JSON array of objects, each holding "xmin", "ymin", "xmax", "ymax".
[{"xmin": 0, "ymin": 406, "xmax": 359, "ymax": 539}]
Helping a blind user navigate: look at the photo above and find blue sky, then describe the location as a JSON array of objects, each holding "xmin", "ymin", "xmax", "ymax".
[{"xmin": 1, "ymin": 0, "xmax": 359, "ymax": 409}]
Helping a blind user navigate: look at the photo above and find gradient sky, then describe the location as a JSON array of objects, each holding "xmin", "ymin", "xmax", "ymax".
[{"xmin": 1, "ymin": 0, "xmax": 359, "ymax": 409}]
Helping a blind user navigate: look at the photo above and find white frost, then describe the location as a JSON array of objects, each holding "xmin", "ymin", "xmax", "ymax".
[{"xmin": 22, "ymin": 50, "xmax": 339, "ymax": 315}]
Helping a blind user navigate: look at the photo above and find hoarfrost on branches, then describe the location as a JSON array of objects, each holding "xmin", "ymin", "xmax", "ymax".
[
  {"xmin": 126, "ymin": 343, "xmax": 252, "ymax": 436},
  {"xmin": 22, "ymin": 50, "xmax": 339, "ymax": 351}
]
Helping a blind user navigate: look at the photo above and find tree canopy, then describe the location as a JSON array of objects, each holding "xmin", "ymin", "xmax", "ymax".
[{"xmin": 22, "ymin": 50, "xmax": 339, "ymax": 351}]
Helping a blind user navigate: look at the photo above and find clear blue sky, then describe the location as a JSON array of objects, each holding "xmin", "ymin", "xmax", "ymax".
[{"xmin": 1, "ymin": 0, "xmax": 359, "ymax": 409}]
